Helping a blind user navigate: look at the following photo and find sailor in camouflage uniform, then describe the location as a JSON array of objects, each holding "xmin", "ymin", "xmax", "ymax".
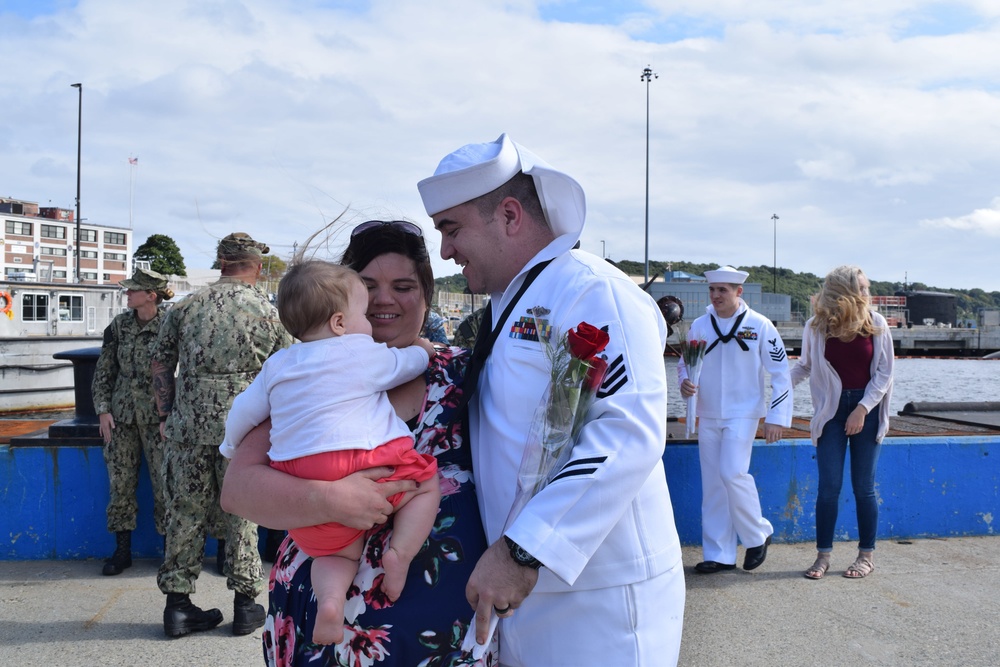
[
  {"xmin": 92, "ymin": 267, "xmax": 175, "ymax": 576},
  {"xmin": 151, "ymin": 233, "xmax": 292, "ymax": 638}
]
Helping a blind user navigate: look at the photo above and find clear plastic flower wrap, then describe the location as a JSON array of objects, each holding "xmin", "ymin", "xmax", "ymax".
[{"xmin": 676, "ymin": 322, "xmax": 707, "ymax": 438}]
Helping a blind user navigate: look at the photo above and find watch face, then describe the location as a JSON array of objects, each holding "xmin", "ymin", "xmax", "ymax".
[{"xmin": 505, "ymin": 536, "xmax": 542, "ymax": 569}]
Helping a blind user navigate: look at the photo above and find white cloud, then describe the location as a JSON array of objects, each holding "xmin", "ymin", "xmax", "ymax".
[
  {"xmin": 1, "ymin": 0, "xmax": 999, "ymax": 292},
  {"xmin": 921, "ymin": 197, "xmax": 1000, "ymax": 236}
]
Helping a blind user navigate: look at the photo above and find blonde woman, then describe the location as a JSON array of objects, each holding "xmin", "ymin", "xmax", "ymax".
[{"xmin": 791, "ymin": 266, "xmax": 893, "ymax": 579}]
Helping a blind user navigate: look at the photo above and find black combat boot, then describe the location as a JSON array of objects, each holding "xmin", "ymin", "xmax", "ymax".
[
  {"xmin": 163, "ymin": 593, "xmax": 224, "ymax": 638},
  {"xmin": 102, "ymin": 531, "xmax": 132, "ymax": 576},
  {"xmin": 233, "ymin": 592, "xmax": 266, "ymax": 636}
]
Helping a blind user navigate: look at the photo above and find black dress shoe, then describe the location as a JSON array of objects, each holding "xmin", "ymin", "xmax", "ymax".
[
  {"xmin": 694, "ymin": 560, "xmax": 737, "ymax": 574},
  {"xmin": 163, "ymin": 593, "xmax": 224, "ymax": 638},
  {"xmin": 233, "ymin": 592, "xmax": 266, "ymax": 636},
  {"xmin": 743, "ymin": 535, "xmax": 772, "ymax": 571}
]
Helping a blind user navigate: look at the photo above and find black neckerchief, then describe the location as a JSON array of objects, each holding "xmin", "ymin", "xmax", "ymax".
[
  {"xmin": 705, "ymin": 309, "xmax": 749, "ymax": 355},
  {"xmin": 457, "ymin": 259, "xmax": 554, "ymax": 416}
]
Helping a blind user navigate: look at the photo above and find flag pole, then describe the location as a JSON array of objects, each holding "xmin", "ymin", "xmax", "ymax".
[{"xmin": 128, "ymin": 156, "xmax": 138, "ymax": 229}]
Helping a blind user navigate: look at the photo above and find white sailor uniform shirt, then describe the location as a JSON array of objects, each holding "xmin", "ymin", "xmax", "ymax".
[
  {"xmin": 472, "ymin": 245, "xmax": 682, "ymax": 592},
  {"xmin": 678, "ymin": 300, "xmax": 793, "ymax": 427}
]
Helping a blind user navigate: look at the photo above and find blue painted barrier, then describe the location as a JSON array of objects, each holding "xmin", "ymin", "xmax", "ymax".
[
  {"xmin": 663, "ymin": 436, "xmax": 999, "ymax": 546},
  {"xmin": 1, "ymin": 444, "xmax": 219, "ymax": 560},
  {"xmin": 3, "ymin": 436, "xmax": 999, "ymax": 559}
]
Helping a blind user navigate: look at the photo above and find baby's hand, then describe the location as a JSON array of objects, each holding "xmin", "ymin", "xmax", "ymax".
[{"xmin": 415, "ymin": 337, "xmax": 437, "ymax": 358}]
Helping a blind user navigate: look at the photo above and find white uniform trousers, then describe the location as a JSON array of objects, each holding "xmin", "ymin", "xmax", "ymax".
[
  {"xmin": 498, "ymin": 560, "xmax": 685, "ymax": 667},
  {"xmin": 698, "ymin": 417, "xmax": 773, "ymax": 564}
]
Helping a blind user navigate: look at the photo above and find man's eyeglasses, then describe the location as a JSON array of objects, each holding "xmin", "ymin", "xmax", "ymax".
[{"xmin": 351, "ymin": 220, "xmax": 423, "ymax": 238}]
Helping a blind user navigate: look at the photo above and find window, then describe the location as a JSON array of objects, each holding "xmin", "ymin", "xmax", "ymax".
[
  {"xmin": 104, "ymin": 252, "xmax": 127, "ymax": 261},
  {"xmin": 76, "ymin": 228, "xmax": 97, "ymax": 243},
  {"xmin": 104, "ymin": 232, "xmax": 127, "ymax": 245},
  {"xmin": 80, "ymin": 250, "xmax": 98, "ymax": 259},
  {"xmin": 40, "ymin": 247, "xmax": 68, "ymax": 256},
  {"xmin": 21, "ymin": 293, "xmax": 48, "ymax": 322},
  {"xmin": 52, "ymin": 270, "xmax": 67, "ymax": 279},
  {"xmin": 5, "ymin": 220, "xmax": 32, "ymax": 235},
  {"xmin": 102, "ymin": 273, "xmax": 111, "ymax": 281},
  {"xmin": 58, "ymin": 294, "xmax": 84, "ymax": 321},
  {"xmin": 41, "ymin": 224, "xmax": 66, "ymax": 239},
  {"xmin": 81, "ymin": 271, "xmax": 98, "ymax": 281}
]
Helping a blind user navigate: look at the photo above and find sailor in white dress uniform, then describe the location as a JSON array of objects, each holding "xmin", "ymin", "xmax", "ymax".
[{"xmin": 678, "ymin": 266, "xmax": 792, "ymax": 573}]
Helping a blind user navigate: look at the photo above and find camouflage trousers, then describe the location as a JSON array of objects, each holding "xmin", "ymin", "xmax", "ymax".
[
  {"xmin": 103, "ymin": 421, "xmax": 167, "ymax": 534},
  {"xmin": 157, "ymin": 441, "xmax": 264, "ymax": 598}
]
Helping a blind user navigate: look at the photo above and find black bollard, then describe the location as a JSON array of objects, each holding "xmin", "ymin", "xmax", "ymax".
[{"xmin": 46, "ymin": 347, "xmax": 102, "ymax": 442}]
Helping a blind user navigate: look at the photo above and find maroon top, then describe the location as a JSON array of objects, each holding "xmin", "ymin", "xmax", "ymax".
[{"xmin": 825, "ymin": 335, "xmax": 874, "ymax": 390}]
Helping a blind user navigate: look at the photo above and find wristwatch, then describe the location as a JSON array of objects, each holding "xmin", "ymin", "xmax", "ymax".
[{"xmin": 504, "ymin": 535, "xmax": 542, "ymax": 570}]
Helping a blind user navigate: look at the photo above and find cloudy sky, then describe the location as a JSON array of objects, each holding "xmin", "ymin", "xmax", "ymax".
[{"xmin": 2, "ymin": 0, "xmax": 999, "ymax": 291}]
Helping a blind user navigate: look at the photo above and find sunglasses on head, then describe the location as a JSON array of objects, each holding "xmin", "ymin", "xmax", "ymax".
[{"xmin": 351, "ymin": 220, "xmax": 423, "ymax": 238}]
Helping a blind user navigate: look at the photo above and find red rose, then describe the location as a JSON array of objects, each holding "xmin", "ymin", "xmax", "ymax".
[
  {"xmin": 567, "ymin": 322, "xmax": 610, "ymax": 360},
  {"xmin": 582, "ymin": 356, "xmax": 609, "ymax": 394}
]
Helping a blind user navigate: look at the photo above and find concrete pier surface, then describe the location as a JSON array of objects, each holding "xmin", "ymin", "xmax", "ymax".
[{"xmin": 2, "ymin": 536, "xmax": 998, "ymax": 666}]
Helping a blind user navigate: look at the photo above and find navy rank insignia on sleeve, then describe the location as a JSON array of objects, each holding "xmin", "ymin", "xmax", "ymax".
[
  {"xmin": 597, "ymin": 353, "xmax": 628, "ymax": 398},
  {"xmin": 768, "ymin": 337, "xmax": 786, "ymax": 363}
]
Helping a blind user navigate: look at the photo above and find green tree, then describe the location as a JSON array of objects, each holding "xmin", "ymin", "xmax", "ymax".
[
  {"xmin": 259, "ymin": 254, "xmax": 288, "ymax": 295},
  {"xmin": 434, "ymin": 273, "xmax": 470, "ymax": 294},
  {"xmin": 134, "ymin": 234, "xmax": 187, "ymax": 277}
]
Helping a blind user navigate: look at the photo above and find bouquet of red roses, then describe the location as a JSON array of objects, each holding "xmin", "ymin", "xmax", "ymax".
[
  {"xmin": 462, "ymin": 310, "xmax": 609, "ymax": 659},
  {"xmin": 676, "ymin": 322, "xmax": 707, "ymax": 437},
  {"xmin": 506, "ymin": 314, "xmax": 610, "ymax": 520}
]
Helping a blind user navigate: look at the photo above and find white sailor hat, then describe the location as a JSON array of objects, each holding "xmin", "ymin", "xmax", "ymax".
[
  {"xmin": 417, "ymin": 133, "xmax": 586, "ymax": 237},
  {"xmin": 704, "ymin": 265, "xmax": 749, "ymax": 284}
]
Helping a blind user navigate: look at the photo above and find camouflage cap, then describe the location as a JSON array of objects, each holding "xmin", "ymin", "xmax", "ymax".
[
  {"xmin": 119, "ymin": 267, "xmax": 168, "ymax": 291},
  {"xmin": 218, "ymin": 232, "xmax": 269, "ymax": 261}
]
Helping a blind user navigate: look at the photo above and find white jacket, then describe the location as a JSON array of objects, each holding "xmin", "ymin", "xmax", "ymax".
[{"xmin": 790, "ymin": 312, "xmax": 894, "ymax": 444}]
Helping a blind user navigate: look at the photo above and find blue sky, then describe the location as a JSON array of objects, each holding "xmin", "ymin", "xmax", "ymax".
[
  {"xmin": 0, "ymin": 0, "xmax": 68, "ymax": 18},
  {"xmin": 1, "ymin": 0, "xmax": 999, "ymax": 292}
]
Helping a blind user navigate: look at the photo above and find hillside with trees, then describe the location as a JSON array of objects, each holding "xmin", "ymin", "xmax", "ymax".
[{"xmin": 435, "ymin": 260, "xmax": 1000, "ymax": 321}]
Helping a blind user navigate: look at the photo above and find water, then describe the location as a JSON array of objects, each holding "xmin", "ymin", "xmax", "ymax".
[{"xmin": 665, "ymin": 357, "xmax": 1000, "ymax": 418}]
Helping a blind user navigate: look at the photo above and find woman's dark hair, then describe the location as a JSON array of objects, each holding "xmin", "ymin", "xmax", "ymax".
[{"xmin": 339, "ymin": 223, "xmax": 435, "ymax": 311}]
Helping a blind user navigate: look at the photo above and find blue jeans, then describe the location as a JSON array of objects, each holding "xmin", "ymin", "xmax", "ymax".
[{"xmin": 815, "ymin": 389, "xmax": 881, "ymax": 552}]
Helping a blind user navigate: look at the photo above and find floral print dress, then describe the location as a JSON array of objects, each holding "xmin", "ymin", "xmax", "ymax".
[{"xmin": 264, "ymin": 347, "xmax": 497, "ymax": 667}]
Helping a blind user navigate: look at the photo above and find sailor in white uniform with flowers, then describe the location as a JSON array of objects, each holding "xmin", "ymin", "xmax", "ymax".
[
  {"xmin": 678, "ymin": 266, "xmax": 792, "ymax": 574},
  {"xmin": 418, "ymin": 134, "xmax": 684, "ymax": 667}
]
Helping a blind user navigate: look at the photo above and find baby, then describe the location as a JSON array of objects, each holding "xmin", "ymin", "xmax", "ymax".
[{"xmin": 220, "ymin": 260, "xmax": 439, "ymax": 645}]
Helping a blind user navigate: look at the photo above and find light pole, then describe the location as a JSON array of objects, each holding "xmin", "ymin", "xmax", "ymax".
[
  {"xmin": 771, "ymin": 213, "xmax": 779, "ymax": 293},
  {"xmin": 71, "ymin": 82, "xmax": 82, "ymax": 283},
  {"xmin": 641, "ymin": 65, "xmax": 657, "ymax": 284}
]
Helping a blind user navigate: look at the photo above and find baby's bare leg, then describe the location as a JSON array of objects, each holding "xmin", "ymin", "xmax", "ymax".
[
  {"xmin": 381, "ymin": 475, "xmax": 442, "ymax": 601},
  {"xmin": 310, "ymin": 539, "xmax": 364, "ymax": 645}
]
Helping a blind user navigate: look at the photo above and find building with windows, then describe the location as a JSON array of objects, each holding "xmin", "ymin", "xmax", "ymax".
[{"xmin": 1, "ymin": 197, "xmax": 132, "ymax": 284}]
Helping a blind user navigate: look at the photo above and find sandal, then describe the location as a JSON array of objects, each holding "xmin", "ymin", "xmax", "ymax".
[
  {"xmin": 843, "ymin": 555, "xmax": 875, "ymax": 579},
  {"xmin": 804, "ymin": 555, "xmax": 830, "ymax": 580}
]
